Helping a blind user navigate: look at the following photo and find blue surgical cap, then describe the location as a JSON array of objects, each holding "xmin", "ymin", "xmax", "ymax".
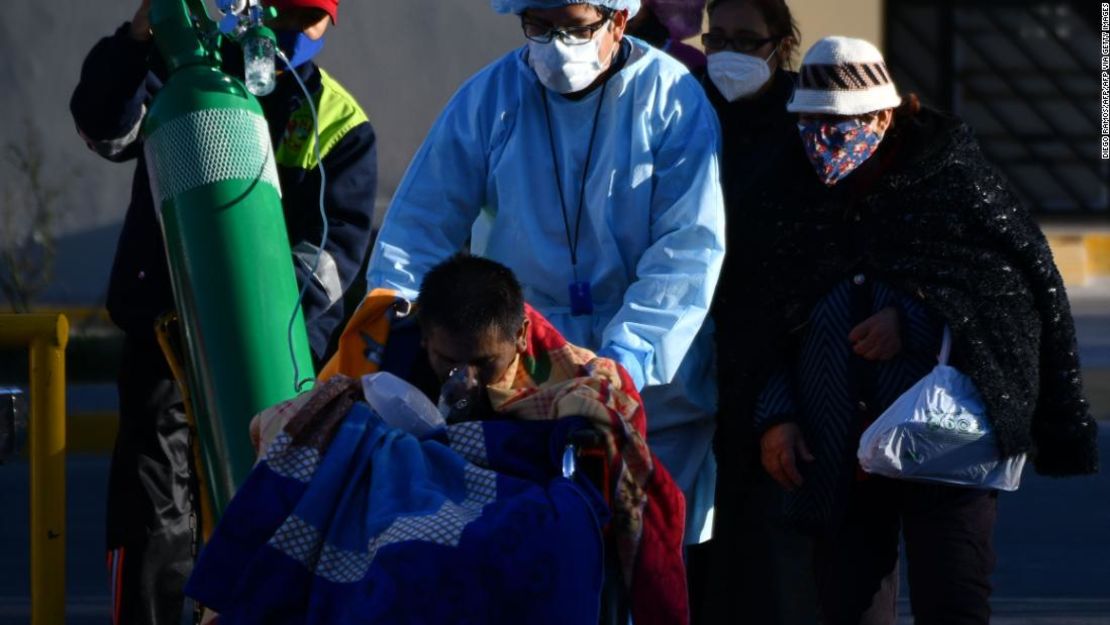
[{"xmin": 491, "ymin": 0, "xmax": 642, "ymax": 18}]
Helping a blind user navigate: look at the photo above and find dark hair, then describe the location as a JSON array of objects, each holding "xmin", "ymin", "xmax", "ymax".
[
  {"xmin": 627, "ymin": 5, "xmax": 670, "ymax": 47},
  {"xmin": 896, "ymin": 92, "xmax": 922, "ymax": 118},
  {"xmin": 417, "ymin": 254, "xmax": 525, "ymax": 341},
  {"xmin": 707, "ymin": 0, "xmax": 801, "ymax": 69}
]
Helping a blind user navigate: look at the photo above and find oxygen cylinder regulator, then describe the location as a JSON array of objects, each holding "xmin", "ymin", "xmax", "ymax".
[{"xmin": 214, "ymin": 0, "xmax": 280, "ymax": 96}]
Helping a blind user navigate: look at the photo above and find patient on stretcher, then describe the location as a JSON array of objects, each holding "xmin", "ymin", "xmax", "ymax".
[
  {"xmin": 252, "ymin": 254, "xmax": 637, "ymax": 444},
  {"xmin": 191, "ymin": 255, "xmax": 689, "ymax": 625},
  {"xmin": 251, "ymin": 254, "xmax": 529, "ymax": 448},
  {"xmin": 369, "ymin": 252, "xmax": 539, "ymax": 427}
]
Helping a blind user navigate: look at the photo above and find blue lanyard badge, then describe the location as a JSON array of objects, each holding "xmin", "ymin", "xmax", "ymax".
[
  {"xmin": 569, "ymin": 281, "xmax": 594, "ymax": 316},
  {"xmin": 541, "ymin": 80, "xmax": 608, "ymax": 318}
]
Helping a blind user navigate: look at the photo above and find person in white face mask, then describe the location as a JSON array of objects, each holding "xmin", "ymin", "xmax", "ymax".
[
  {"xmin": 702, "ymin": 0, "xmax": 797, "ymax": 101},
  {"xmin": 522, "ymin": 3, "xmax": 625, "ymax": 94},
  {"xmin": 695, "ymin": 0, "xmax": 811, "ymax": 622},
  {"xmin": 365, "ymin": 0, "xmax": 726, "ymax": 600}
]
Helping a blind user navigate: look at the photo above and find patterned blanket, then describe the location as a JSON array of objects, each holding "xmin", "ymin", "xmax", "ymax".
[
  {"xmin": 319, "ymin": 290, "xmax": 688, "ymax": 625},
  {"xmin": 190, "ymin": 291, "xmax": 688, "ymax": 624},
  {"xmin": 186, "ymin": 376, "xmax": 608, "ymax": 624}
]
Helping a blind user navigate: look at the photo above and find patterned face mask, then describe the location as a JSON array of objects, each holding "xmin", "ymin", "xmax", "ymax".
[{"xmin": 798, "ymin": 117, "xmax": 885, "ymax": 186}]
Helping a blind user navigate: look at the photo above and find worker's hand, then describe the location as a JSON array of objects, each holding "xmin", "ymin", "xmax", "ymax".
[
  {"xmin": 849, "ymin": 306, "xmax": 902, "ymax": 361},
  {"xmin": 760, "ymin": 422, "xmax": 815, "ymax": 491},
  {"xmin": 129, "ymin": 0, "xmax": 153, "ymax": 42}
]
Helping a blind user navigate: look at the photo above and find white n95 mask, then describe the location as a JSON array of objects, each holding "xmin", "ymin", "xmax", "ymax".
[
  {"xmin": 707, "ymin": 49, "xmax": 775, "ymax": 102},
  {"xmin": 528, "ymin": 37, "xmax": 607, "ymax": 94}
]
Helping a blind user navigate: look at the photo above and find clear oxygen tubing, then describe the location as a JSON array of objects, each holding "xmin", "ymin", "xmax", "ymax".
[{"xmin": 276, "ymin": 48, "xmax": 329, "ymax": 392}]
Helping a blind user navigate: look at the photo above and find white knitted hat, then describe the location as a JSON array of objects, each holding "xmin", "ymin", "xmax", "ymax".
[{"xmin": 787, "ymin": 36, "xmax": 902, "ymax": 115}]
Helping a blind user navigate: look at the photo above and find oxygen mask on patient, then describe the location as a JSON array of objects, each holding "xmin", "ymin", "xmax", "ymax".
[
  {"xmin": 438, "ymin": 367, "xmax": 482, "ymax": 424},
  {"xmin": 361, "ymin": 372, "xmax": 445, "ymax": 437}
]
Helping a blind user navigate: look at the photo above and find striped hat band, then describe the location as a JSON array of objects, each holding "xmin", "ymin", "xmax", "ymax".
[{"xmin": 799, "ymin": 62, "xmax": 893, "ymax": 91}]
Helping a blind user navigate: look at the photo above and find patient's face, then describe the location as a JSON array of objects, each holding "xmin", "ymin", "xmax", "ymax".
[{"xmin": 423, "ymin": 320, "xmax": 528, "ymax": 386}]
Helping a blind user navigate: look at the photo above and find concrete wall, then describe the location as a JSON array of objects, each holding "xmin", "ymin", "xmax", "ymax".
[
  {"xmin": 0, "ymin": 0, "xmax": 521, "ymax": 305},
  {"xmin": 789, "ymin": 0, "xmax": 884, "ymax": 53},
  {"xmin": 2, "ymin": 0, "xmax": 1102, "ymax": 307}
]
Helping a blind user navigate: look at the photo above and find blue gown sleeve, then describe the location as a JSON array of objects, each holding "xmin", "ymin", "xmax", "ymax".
[
  {"xmin": 365, "ymin": 77, "xmax": 498, "ymax": 301},
  {"xmin": 598, "ymin": 76, "xmax": 726, "ymax": 390}
]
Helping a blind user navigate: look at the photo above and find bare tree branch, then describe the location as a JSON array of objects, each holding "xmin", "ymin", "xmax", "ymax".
[{"xmin": 0, "ymin": 122, "xmax": 69, "ymax": 313}]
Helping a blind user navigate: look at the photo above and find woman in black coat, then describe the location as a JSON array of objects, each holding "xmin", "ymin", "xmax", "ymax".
[
  {"xmin": 742, "ymin": 35, "xmax": 1099, "ymax": 625},
  {"xmin": 703, "ymin": 0, "xmax": 806, "ymax": 478},
  {"xmin": 698, "ymin": 1, "xmax": 818, "ymax": 622}
]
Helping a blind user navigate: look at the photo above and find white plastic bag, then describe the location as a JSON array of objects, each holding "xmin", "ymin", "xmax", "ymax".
[
  {"xmin": 857, "ymin": 327, "xmax": 1026, "ymax": 491},
  {"xmin": 361, "ymin": 372, "xmax": 446, "ymax": 437}
]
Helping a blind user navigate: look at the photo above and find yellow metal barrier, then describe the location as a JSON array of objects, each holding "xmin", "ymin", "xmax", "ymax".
[{"xmin": 0, "ymin": 314, "xmax": 68, "ymax": 625}]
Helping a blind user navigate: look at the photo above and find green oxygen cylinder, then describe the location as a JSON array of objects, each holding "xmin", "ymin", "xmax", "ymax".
[{"xmin": 143, "ymin": 0, "xmax": 315, "ymax": 517}]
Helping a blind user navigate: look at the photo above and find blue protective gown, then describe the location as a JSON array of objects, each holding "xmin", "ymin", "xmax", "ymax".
[{"xmin": 367, "ymin": 37, "xmax": 725, "ymax": 543}]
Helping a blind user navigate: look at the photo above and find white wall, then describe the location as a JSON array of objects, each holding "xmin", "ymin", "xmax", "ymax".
[
  {"xmin": 791, "ymin": 0, "xmax": 884, "ymax": 54},
  {"xmin": 0, "ymin": 0, "xmax": 887, "ymax": 305},
  {"xmin": 0, "ymin": 0, "xmax": 523, "ymax": 304}
]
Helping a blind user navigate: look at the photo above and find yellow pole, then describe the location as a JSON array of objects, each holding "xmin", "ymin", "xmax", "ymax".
[{"xmin": 0, "ymin": 314, "xmax": 68, "ymax": 625}]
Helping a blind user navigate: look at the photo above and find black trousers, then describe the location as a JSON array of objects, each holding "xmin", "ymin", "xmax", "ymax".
[
  {"xmin": 694, "ymin": 471, "xmax": 819, "ymax": 625},
  {"xmin": 106, "ymin": 334, "xmax": 195, "ymax": 625},
  {"xmin": 814, "ymin": 477, "xmax": 998, "ymax": 625}
]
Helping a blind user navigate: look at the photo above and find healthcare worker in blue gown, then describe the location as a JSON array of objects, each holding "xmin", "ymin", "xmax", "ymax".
[{"xmin": 366, "ymin": 0, "xmax": 725, "ymax": 545}]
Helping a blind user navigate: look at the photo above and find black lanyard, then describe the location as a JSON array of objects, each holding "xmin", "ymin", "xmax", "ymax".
[{"xmin": 541, "ymin": 80, "xmax": 608, "ymax": 280}]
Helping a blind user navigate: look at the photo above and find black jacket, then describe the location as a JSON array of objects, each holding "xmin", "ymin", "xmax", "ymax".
[
  {"xmin": 726, "ymin": 104, "xmax": 1098, "ymax": 477},
  {"xmin": 70, "ymin": 24, "xmax": 377, "ymax": 359},
  {"xmin": 704, "ymin": 70, "xmax": 804, "ymax": 460}
]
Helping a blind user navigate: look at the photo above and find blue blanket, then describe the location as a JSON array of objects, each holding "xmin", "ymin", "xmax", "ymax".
[{"xmin": 186, "ymin": 403, "xmax": 608, "ymax": 624}]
